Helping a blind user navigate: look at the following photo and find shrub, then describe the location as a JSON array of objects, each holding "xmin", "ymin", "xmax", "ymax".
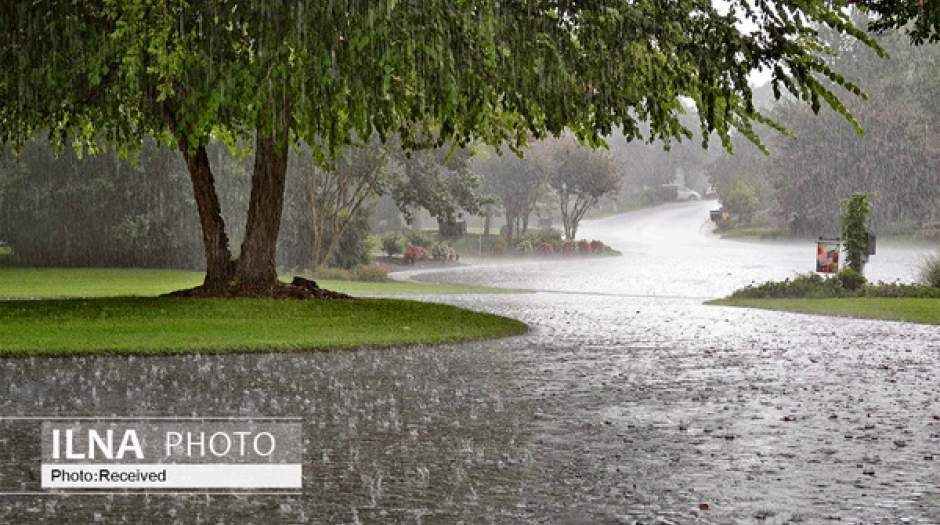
[
  {"xmin": 517, "ymin": 228, "xmax": 562, "ymax": 247},
  {"xmin": 862, "ymin": 281, "xmax": 940, "ymax": 298},
  {"xmin": 723, "ymin": 181, "xmax": 760, "ymax": 224},
  {"xmin": 730, "ymin": 273, "xmax": 850, "ymax": 299},
  {"xmin": 537, "ymin": 242, "xmax": 555, "ymax": 256},
  {"xmin": 481, "ymin": 236, "xmax": 508, "ymax": 255},
  {"xmin": 837, "ymin": 268, "xmax": 867, "ymax": 291},
  {"xmin": 561, "ymin": 241, "xmax": 577, "ymax": 256},
  {"xmin": 404, "ymin": 229, "xmax": 435, "ymax": 248},
  {"xmin": 516, "ymin": 239, "xmax": 535, "ymax": 255},
  {"xmin": 431, "ymin": 242, "xmax": 450, "ymax": 260},
  {"xmin": 577, "ymin": 239, "xmax": 592, "ymax": 254},
  {"xmin": 382, "ymin": 233, "xmax": 404, "ymax": 257},
  {"xmin": 403, "ymin": 244, "xmax": 430, "ymax": 264},
  {"xmin": 352, "ymin": 263, "xmax": 389, "ymax": 282},
  {"xmin": 919, "ymin": 254, "xmax": 940, "ymax": 288},
  {"xmin": 590, "ymin": 240, "xmax": 604, "ymax": 254}
]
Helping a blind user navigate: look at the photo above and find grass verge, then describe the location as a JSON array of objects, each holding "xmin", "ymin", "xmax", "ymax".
[
  {"xmin": 717, "ymin": 226, "xmax": 787, "ymax": 239},
  {"xmin": 0, "ymin": 297, "xmax": 528, "ymax": 356},
  {"xmin": 708, "ymin": 297, "xmax": 940, "ymax": 325},
  {"xmin": 0, "ymin": 267, "xmax": 522, "ymax": 299}
]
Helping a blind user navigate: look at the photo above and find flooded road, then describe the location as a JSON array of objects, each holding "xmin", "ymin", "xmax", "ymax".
[
  {"xmin": 2, "ymin": 201, "xmax": 940, "ymax": 524},
  {"xmin": 401, "ymin": 200, "xmax": 931, "ymax": 299}
]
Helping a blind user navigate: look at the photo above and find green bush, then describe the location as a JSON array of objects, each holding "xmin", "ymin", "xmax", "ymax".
[
  {"xmin": 382, "ymin": 233, "xmax": 404, "ymax": 257},
  {"xmin": 352, "ymin": 263, "xmax": 390, "ymax": 282},
  {"xmin": 481, "ymin": 236, "xmax": 508, "ymax": 255},
  {"xmin": 919, "ymin": 254, "xmax": 940, "ymax": 288},
  {"xmin": 861, "ymin": 282, "xmax": 940, "ymax": 298},
  {"xmin": 837, "ymin": 268, "xmax": 867, "ymax": 291},
  {"xmin": 404, "ymin": 229, "xmax": 435, "ymax": 248},
  {"xmin": 516, "ymin": 228, "xmax": 562, "ymax": 247},
  {"xmin": 723, "ymin": 181, "xmax": 760, "ymax": 224},
  {"xmin": 729, "ymin": 272, "xmax": 940, "ymax": 300},
  {"xmin": 730, "ymin": 273, "xmax": 851, "ymax": 299}
]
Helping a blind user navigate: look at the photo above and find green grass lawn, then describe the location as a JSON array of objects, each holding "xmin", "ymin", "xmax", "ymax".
[
  {"xmin": 0, "ymin": 267, "xmax": 528, "ymax": 356},
  {"xmin": 708, "ymin": 297, "xmax": 940, "ymax": 325},
  {"xmin": 0, "ymin": 267, "xmax": 521, "ymax": 299},
  {"xmin": 0, "ymin": 297, "xmax": 528, "ymax": 356}
]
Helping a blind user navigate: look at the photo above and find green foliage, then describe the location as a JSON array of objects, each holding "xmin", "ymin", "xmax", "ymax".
[
  {"xmin": 723, "ymin": 181, "xmax": 760, "ymax": 225},
  {"xmin": 729, "ymin": 272, "xmax": 940, "ymax": 300},
  {"xmin": 481, "ymin": 236, "xmax": 508, "ymax": 255},
  {"xmin": 0, "ymin": 1, "xmax": 888, "ymax": 282},
  {"xmin": 310, "ymin": 263, "xmax": 388, "ymax": 283},
  {"xmin": 0, "ymin": 1, "xmax": 880, "ymax": 163},
  {"xmin": 860, "ymin": 1, "xmax": 940, "ymax": 45},
  {"xmin": 327, "ymin": 208, "xmax": 372, "ymax": 269},
  {"xmin": 516, "ymin": 229, "xmax": 563, "ymax": 247},
  {"xmin": 0, "ymin": 139, "xmax": 208, "ymax": 268},
  {"xmin": 382, "ymin": 233, "xmax": 405, "ymax": 257},
  {"xmin": 841, "ymin": 192, "xmax": 874, "ymax": 273},
  {"xmin": 547, "ymin": 135, "xmax": 622, "ymax": 240},
  {"xmin": 403, "ymin": 229, "xmax": 435, "ymax": 248},
  {"xmin": 731, "ymin": 273, "xmax": 851, "ymax": 299},
  {"xmin": 351, "ymin": 264, "xmax": 390, "ymax": 283},
  {"xmin": 837, "ymin": 268, "xmax": 867, "ymax": 290},
  {"xmin": 919, "ymin": 254, "xmax": 940, "ymax": 288},
  {"xmin": 707, "ymin": 24, "xmax": 940, "ymax": 237}
]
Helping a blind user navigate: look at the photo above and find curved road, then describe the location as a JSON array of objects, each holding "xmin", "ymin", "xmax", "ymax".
[{"xmin": 1, "ymin": 201, "xmax": 939, "ymax": 524}]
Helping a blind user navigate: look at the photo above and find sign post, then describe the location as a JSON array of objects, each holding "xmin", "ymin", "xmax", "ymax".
[{"xmin": 816, "ymin": 238, "xmax": 841, "ymax": 273}]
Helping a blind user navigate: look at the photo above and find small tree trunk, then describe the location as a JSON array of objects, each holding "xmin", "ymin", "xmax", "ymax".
[
  {"xmin": 180, "ymin": 144, "xmax": 234, "ymax": 291},
  {"xmin": 504, "ymin": 211, "xmax": 515, "ymax": 245},
  {"xmin": 236, "ymin": 131, "xmax": 289, "ymax": 293},
  {"xmin": 483, "ymin": 206, "xmax": 492, "ymax": 237}
]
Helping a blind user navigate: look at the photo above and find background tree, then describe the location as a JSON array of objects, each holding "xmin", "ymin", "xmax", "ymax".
[
  {"xmin": 706, "ymin": 18, "xmax": 940, "ymax": 235},
  {"xmin": 294, "ymin": 140, "xmax": 389, "ymax": 272},
  {"xmin": 547, "ymin": 137, "xmax": 622, "ymax": 240},
  {"xmin": 477, "ymin": 148, "xmax": 545, "ymax": 244},
  {"xmin": 390, "ymin": 145, "xmax": 484, "ymax": 228}
]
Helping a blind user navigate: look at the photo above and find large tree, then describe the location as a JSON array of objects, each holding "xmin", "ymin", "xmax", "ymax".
[{"xmin": 1, "ymin": 1, "xmax": 877, "ymax": 297}]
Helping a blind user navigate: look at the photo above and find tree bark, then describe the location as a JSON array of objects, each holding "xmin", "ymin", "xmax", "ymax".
[
  {"xmin": 179, "ymin": 144, "xmax": 235, "ymax": 291},
  {"xmin": 236, "ymin": 129, "xmax": 290, "ymax": 293}
]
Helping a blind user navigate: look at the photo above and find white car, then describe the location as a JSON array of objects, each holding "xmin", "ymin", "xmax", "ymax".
[{"xmin": 661, "ymin": 184, "xmax": 701, "ymax": 201}]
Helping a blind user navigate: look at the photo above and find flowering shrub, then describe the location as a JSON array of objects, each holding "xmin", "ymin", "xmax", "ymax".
[{"xmin": 403, "ymin": 244, "xmax": 430, "ymax": 264}]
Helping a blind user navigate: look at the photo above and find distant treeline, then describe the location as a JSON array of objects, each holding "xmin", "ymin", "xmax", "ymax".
[
  {"xmin": 0, "ymin": 139, "xmax": 359, "ymax": 270},
  {"xmin": 707, "ymin": 21, "xmax": 940, "ymax": 236}
]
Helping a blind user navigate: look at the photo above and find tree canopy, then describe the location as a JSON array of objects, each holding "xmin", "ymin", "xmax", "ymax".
[{"xmin": 0, "ymin": 1, "xmax": 881, "ymax": 295}]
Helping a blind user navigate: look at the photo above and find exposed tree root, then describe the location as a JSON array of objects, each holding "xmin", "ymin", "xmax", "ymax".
[{"xmin": 163, "ymin": 276, "xmax": 351, "ymax": 300}]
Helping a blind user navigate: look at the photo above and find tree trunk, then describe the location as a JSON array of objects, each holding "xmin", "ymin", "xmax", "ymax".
[
  {"xmin": 483, "ymin": 206, "xmax": 492, "ymax": 237},
  {"xmin": 236, "ymin": 130, "xmax": 290, "ymax": 293},
  {"xmin": 504, "ymin": 211, "xmax": 515, "ymax": 245},
  {"xmin": 179, "ymin": 144, "xmax": 234, "ymax": 291}
]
